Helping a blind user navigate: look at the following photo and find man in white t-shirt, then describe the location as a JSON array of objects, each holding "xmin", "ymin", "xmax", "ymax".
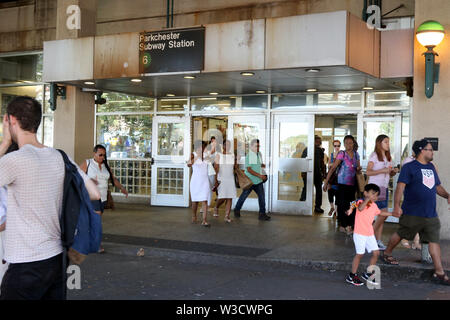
[{"xmin": 0, "ymin": 96, "xmax": 100, "ymax": 300}]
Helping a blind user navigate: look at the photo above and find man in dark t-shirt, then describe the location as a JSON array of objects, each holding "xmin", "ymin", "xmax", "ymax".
[{"xmin": 382, "ymin": 139, "xmax": 450, "ymax": 285}]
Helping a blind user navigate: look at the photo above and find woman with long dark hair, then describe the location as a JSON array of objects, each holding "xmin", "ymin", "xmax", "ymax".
[
  {"xmin": 79, "ymin": 144, "xmax": 129, "ymax": 252},
  {"xmin": 323, "ymin": 135, "xmax": 361, "ymax": 235},
  {"xmin": 367, "ymin": 135, "xmax": 399, "ymax": 250}
]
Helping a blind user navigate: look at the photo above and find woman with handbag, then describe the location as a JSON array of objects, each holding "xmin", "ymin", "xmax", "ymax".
[
  {"xmin": 327, "ymin": 140, "xmax": 341, "ymax": 217},
  {"xmin": 79, "ymin": 144, "xmax": 129, "ymax": 252},
  {"xmin": 213, "ymin": 140, "xmax": 237, "ymax": 223},
  {"xmin": 323, "ymin": 135, "xmax": 361, "ymax": 235},
  {"xmin": 367, "ymin": 135, "xmax": 399, "ymax": 250}
]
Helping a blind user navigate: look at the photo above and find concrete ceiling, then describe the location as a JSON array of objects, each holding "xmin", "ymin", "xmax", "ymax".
[{"xmin": 63, "ymin": 66, "xmax": 405, "ymax": 98}]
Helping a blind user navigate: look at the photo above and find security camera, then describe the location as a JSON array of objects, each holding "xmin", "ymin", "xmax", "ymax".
[{"xmin": 95, "ymin": 92, "xmax": 107, "ymax": 105}]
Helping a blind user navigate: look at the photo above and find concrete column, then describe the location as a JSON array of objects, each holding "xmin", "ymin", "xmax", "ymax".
[
  {"xmin": 53, "ymin": 0, "xmax": 97, "ymax": 163},
  {"xmin": 414, "ymin": 0, "xmax": 450, "ymax": 239},
  {"xmin": 53, "ymin": 86, "xmax": 96, "ymax": 164}
]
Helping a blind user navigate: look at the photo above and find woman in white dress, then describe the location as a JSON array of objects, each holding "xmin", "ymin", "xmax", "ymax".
[
  {"xmin": 188, "ymin": 140, "xmax": 211, "ymax": 227},
  {"xmin": 214, "ymin": 140, "xmax": 237, "ymax": 223}
]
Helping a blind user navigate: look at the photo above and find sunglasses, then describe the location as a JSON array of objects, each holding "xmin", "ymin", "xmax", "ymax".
[
  {"xmin": 97, "ymin": 154, "xmax": 106, "ymax": 157},
  {"xmin": 333, "ymin": 145, "xmax": 341, "ymax": 148}
]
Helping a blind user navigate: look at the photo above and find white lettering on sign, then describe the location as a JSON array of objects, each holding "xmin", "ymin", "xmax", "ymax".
[
  {"xmin": 66, "ymin": 5, "xmax": 81, "ymax": 30},
  {"xmin": 139, "ymin": 32, "xmax": 196, "ymax": 51}
]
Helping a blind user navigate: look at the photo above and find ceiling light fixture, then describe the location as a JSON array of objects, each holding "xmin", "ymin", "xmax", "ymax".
[
  {"xmin": 306, "ymin": 68, "xmax": 321, "ymax": 73},
  {"xmin": 166, "ymin": 93, "xmax": 175, "ymax": 97},
  {"xmin": 307, "ymin": 88, "xmax": 318, "ymax": 92},
  {"xmin": 209, "ymin": 92, "xmax": 219, "ymax": 95},
  {"xmin": 362, "ymin": 87, "xmax": 374, "ymax": 90},
  {"xmin": 84, "ymin": 81, "xmax": 95, "ymax": 85},
  {"xmin": 131, "ymin": 78, "xmax": 142, "ymax": 83},
  {"xmin": 256, "ymin": 90, "xmax": 266, "ymax": 94},
  {"xmin": 240, "ymin": 72, "xmax": 255, "ymax": 76},
  {"xmin": 184, "ymin": 75, "xmax": 196, "ymax": 79}
]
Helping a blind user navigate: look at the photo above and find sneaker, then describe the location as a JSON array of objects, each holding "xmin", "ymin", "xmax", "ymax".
[
  {"xmin": 361, "ymin": 272, "xmax": 379, "ymax": 285},
  {"xmin": 315, "ymin": 207, "xmax": 324, "ymax": 214},
  {"xmin": 346, "ymin": 273, "xmax": 364, "ymax": 286},
  {"xmin": 377, "ymin": 240, "xmax": 387, "ymax": 251},
  {"xmin": 258, "ymin": 214, "xmax": 271, "ymax": 221},
  {"xmin": 234, "ymin": 210, "xmax": 241, "ymax": 218}
]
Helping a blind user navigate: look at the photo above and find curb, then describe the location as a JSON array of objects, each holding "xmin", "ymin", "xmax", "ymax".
[{"xmin": 101, "ymin": 241, "xmax": 446, "ymax": 283}]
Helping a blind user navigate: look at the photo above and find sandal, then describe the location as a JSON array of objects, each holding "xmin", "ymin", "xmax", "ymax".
[
  {"xmin": 328, "ymin": 208, "xmax": 335, "ymax": 216},
  {"xmin": 382, "ymin": 254, "xmax": 399, "ymax": 265},
  {"xmin": 432, "ymin": 272, "xmax": 450, "ymax": 286},
  {"xmin": 213, "ymin": 208, "xmax": 219, "ymax": 217},
  {"xmin": 224, "ymin": 217, "xmax": 232, "ymax": 223},
  {"xmin": 201, "ymin": 222, "xmax": 210, "ymax": 227}
]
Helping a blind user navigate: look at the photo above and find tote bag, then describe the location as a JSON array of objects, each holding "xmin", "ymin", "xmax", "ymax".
[{"xmin": 234, "ymin": 168, "xmax": 253, "ymax": 190}]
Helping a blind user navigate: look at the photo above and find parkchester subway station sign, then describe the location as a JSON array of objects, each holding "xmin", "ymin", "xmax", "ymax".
[{"xmin": 139, "ymin": 27, "xmax": 205, "ymax": 74}]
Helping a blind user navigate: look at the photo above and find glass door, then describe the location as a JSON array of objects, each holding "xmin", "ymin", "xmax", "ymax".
[
  {"xmin": 228, "ymin": 115, "xmax": 267, "ymax": 212},
  {"xmin": 360, "ymin": 115, "xmax": 402, "ymax": 222},
  {"xmin": 271, "ymin": 114, "xmax": 315, "ymax": 215},
  {"xmin": 151, "ymin": 116, "xmax": 191, "ymax": 207}
]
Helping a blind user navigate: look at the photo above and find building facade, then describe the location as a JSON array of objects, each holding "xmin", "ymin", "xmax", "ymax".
[{"xmin": 1, "ymin": 0, "xmax": 449, "ymax": 237}]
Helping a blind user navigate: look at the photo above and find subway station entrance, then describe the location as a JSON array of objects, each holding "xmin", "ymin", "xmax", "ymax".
[
  {"xmin": 38, "ymin": 11, "xmax": 414, "ymax": 217},
  {"xmin": 92, "ymin": 91, "xmax": 410, "ymax": 218}
]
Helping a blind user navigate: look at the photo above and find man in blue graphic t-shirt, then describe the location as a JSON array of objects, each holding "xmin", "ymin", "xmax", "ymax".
[{"xmin": 383, "ymin": 139, "xmax": 450, "ymax": 285}]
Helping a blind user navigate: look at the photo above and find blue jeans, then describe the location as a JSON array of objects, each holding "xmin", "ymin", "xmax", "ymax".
[{"xmin": 234, "ymin": 182, "xmax": 266, "ymax": 214}]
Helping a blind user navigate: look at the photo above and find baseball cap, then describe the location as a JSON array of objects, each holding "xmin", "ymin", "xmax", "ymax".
[{"xmin": 412, "ymin": 139, "xmax": 430, "ymax": 155}]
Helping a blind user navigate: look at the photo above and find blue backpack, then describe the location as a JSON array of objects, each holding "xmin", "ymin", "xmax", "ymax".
[{"xmin": 58, "ymin": 150, "xmax": 102, "ymax": 264}]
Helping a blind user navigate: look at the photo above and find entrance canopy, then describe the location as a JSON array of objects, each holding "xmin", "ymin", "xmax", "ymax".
[
  {"xmin": 62, "ymin": 66, "xmax": 402, "ymax": 98},
  {"xmin": 43, "ymin": 10, "xmax": 412, "ymax": 97}
]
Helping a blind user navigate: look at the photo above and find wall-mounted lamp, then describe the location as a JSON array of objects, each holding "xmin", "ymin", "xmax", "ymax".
[{"xmin": 416, "ymin": 20, "xmax": 445, "ymax": 98}]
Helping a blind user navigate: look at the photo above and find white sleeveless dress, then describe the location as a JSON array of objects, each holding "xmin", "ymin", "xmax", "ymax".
[
  {"xmin": 190, "ymin": 152, "xmax": 211, "ymax": 204},
  {"xmin": 217, "ymin": 153, "xmax": 237, "ymax": 199}
]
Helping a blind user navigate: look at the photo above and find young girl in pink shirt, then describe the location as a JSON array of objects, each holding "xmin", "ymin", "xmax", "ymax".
[{"xmin": 345, "ymin": 183, "xmax": 393, "ymax": 286}]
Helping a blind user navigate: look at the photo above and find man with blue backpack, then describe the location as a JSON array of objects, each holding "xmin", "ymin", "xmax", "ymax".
[{"xmin": 0, "ymin": 96, "xmax": 101, "ymax": 300}]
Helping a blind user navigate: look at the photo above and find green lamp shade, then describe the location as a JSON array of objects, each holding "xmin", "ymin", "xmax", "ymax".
[{"xmin": 416, "ymin": 20, "xmax": 445, "ymax": 47}]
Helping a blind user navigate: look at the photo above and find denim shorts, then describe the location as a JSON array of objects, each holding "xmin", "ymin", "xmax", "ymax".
[{"xmin": 375, "ymin": 189, "xmax": 389, "ymax": 209}]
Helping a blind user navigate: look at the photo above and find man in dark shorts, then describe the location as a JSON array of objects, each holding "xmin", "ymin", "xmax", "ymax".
[{"xmin": 382, "ymin": 139, "xmax": 450, "ymax": 285}]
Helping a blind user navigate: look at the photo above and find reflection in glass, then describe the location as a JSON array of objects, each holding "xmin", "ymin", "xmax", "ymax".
[
  {"xmin": 157, "ymin": 99, "xmax": 187, "ymax": 112},
  {"xmin": 366, "ymin": 91, "xmax": 409, "ymax": 109},
  {"xmin": 96, "ymin": 115, "xmax": 152, "ymax": 159},
  {"xmin": 233, "ymin": 123, "xmax": 258, "ymax": 162},
  {"xmin": 277, "ymin": 122, "xmax": 309, "ymax": 201},
  {"xmin": 318, "ymin": 93, "xmax": 361, "ymax": 108},
  {"xmin": 363, "ymin": 121, "xmax": 395, "ymax": 161},
  {"xmin": 191, "ymin": 95, "xmax": 266, "ymax": 111},
  {"xmin": 0, "ymin": 53, "xmax": 42, "ymax": 85},
  {"xmin": 271, "ymin": 94, "xmax": 310, "ymax": 109},
  {"xmin": 233, "ymin": 122, "xmax": 260, "ymax": 200},
  {"xmin": 97, "ymin": 92, "xmax": 154, "ymax": 113},
  {"xmin": 157, "ymin": 122, "xmax": 184, "ymax": 156}
]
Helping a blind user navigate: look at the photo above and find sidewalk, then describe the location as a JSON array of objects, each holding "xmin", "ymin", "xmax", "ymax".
[{"xmin": 101, "ymin": 203, "xmax": 450, "ymax": 281}]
